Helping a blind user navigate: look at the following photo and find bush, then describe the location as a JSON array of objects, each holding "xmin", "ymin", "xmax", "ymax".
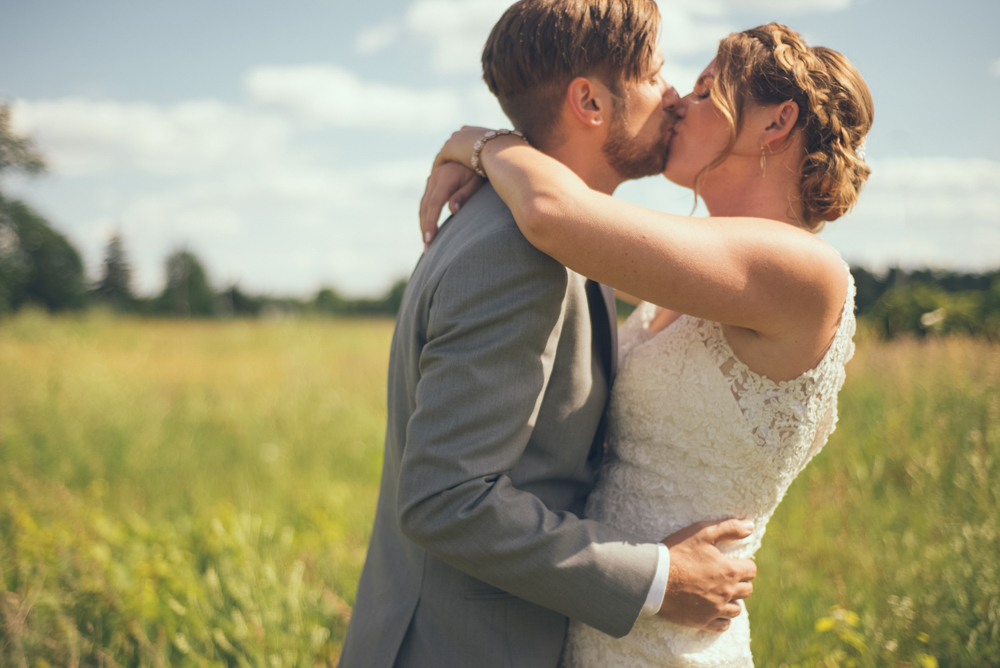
[
  {"xmin": 866, "ymin": 279, "xmax": 1000, "ymax": 339},
  {"xmin": 155, "ymin": 251, "xmax": 215, "ymax": 318},
  {"xmin": 313, "ymin": 280, "xmax": 407, "ymax": 317}
]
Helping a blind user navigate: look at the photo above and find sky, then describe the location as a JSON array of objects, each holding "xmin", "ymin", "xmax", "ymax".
[{"xmin": 1, "ymin": 0, "xmax": 998, "ymax": 297}]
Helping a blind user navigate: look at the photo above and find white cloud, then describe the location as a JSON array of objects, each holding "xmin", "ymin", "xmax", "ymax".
[
  {"xmin": 10, "ymin": 98, "xmax": 291, "ymax": 176},
  {"xmin": 108, "ymin": 159, "xmax": 432, "ymax": 294},
  {"xmin": 691, "ymin": 0, "xmax": 850, "ymax": 12},
  {"xmin": 5, "ymin": 57, "xmax": 510, "ymax": 293},
  {"xmin": 872, "ymin": 157, "xmax": 1000, "ymax": 195},
  {"xmin": 404, "ymin": 0, "xmax": 509, "ymax": 74},
  {"xmin": 244, "ymin": 64, "xmax": 466, "ymax": 131},
  {"xmin": 658, "ymin": 3, "xmax": 733, "ymax": 58},
  {"xmin": 356, "ymin": 22, "xmax": 403, "ymax": 55},
  {"xmin": 819, "ymin": 156, "xmax": 1000, "ymax": 271}
]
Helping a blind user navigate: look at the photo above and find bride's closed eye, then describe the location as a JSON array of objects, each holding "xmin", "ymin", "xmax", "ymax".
[{"xmin": 694, "ymin": 75, "xmax": 714, "ymax": 100}]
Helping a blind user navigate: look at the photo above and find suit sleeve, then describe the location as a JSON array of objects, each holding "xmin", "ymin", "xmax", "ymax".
[{"xmin": 396, "ymin": 227, "xmax": 658, "ymax": 638}]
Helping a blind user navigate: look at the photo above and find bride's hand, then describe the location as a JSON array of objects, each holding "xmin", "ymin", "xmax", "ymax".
[
  {"xmin": 418, "ymin": 126, "xmax": 492, "ymax": 248},
  {"xmin": 419, "ymin": 162, "xmax": 484, "ymax": 248}
]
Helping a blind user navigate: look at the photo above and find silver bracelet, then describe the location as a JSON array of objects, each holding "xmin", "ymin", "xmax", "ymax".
[{"xmin": 470, "ymin": 129, "xmax": 528, "ymax": 179}]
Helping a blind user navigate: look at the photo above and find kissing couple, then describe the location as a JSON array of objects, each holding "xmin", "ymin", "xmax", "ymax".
[{"xmin": 340, "ymin": 0, "xmax": 872, "ymax": 666}]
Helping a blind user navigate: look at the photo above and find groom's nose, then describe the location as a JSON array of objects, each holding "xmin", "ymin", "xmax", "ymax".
[{"xmin": 662, "ymin": 85, "xmax": 681, "ymax": 112}]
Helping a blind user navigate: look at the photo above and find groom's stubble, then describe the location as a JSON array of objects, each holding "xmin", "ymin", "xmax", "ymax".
[{"xmin": 603, "ymin": 97, "xmax": 679, "ymax": 181}]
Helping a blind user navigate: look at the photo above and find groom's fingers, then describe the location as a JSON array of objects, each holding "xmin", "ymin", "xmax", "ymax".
[
  {"xmin": 730, "ymin": 582, "xmax": 753, "ymax": 601},
  {"xmin": 705, "ymin": 618, "xmax": 732, "ymax": 633},
  {"xmin": 703, "ymin": 518, "xmax": 755, "ymax": 544},
  {"xmin": 705, "ymin": 604, "xmax": 741, "ymax": 633},
  {"xmin": 733, "ymin": 558, "xmax": 757, "ymax": 584}
]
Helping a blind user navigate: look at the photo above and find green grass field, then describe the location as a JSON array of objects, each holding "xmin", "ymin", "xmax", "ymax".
[{"xmin": 1, "ymin": 311, "xmax": 998, "ymax": 666}]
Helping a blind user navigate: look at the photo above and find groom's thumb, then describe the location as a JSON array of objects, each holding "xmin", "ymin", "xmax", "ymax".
[{"xmin": 707, "ymin": 518, "xmax": 756, "ymax": 544}]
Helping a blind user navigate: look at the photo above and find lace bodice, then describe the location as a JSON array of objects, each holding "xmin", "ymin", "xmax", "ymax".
[{"xmin": 561, "ymin": 269, "xmax": 856, "ymax": 668}]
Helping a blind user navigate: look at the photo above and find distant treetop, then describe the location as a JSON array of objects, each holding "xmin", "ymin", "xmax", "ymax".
[{"xmin": 0, "ymin": 105, "xmax": 47, "ymax": 182}]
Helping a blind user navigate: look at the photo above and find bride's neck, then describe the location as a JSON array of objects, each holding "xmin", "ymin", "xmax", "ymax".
[{"xmin": 700, "ymin": 166, "xmax": 806, "ymax": 227}]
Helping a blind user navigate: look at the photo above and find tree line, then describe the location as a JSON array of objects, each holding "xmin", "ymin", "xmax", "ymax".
[
  {"xmin": 0, "ymin": 216, "xmax": 406, "ymax": 319},
  {"xmin": 1, "ymin": 105, "xmax": 998, "ymax": 335}
]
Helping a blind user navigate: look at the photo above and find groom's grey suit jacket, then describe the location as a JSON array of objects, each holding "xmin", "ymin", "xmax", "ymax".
[{"xmin": 339, "ymin": 185, "xmax": 659, "ymax": 668}]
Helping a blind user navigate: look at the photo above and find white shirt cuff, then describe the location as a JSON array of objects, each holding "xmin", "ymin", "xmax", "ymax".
[{"xmin": 639, "ymin": 543, "xmax": 670, "ymax": 618}]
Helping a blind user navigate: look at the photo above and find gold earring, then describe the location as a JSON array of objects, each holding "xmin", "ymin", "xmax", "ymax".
[{"xmin": 760, "ymin": 146, "xmax": 767, "ymax": 178}]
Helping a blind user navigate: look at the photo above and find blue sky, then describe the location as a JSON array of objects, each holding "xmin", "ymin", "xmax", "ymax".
[{"xmin": 2, "ymin": 0, "xmax": 998, "ymax": 296}]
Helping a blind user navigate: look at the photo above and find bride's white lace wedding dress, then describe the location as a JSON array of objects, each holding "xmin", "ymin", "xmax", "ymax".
[{"xmin": 561, "ymin": 270, "xmax": 857, "ymax": 668}]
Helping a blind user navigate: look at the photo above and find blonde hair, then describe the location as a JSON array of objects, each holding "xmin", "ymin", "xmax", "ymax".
[{"xmin": 696, "ymin": 23, "xmax": 874, "ymax": 230}]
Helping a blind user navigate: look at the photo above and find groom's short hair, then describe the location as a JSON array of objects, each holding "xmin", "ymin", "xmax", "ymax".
[{"xmin": 482, "ymin": 0, "xmax": 661, "ymax": 145}]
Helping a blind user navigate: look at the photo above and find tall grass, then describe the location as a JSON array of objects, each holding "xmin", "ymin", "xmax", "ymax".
[
  {"xmin": 1, "ymin": 310, "xmax": 393, "ymax": 666},
  {"xmin": 751, "ymin": 329, "xmax": 1000, "ymax": 666},
  {"xmin": 1, "ymin": 311, "xmax": 998, "ymax": 666}
]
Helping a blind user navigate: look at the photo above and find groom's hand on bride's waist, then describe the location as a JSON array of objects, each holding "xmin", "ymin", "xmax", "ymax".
[{"xmin": 656, "ymin": 518, "xmax": 757, "ymax": 633}]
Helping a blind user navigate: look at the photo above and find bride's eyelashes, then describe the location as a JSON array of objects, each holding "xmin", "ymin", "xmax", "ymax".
[{"xmin": 695, "ymin": 76, "xmax": 715, "ymax": 100}]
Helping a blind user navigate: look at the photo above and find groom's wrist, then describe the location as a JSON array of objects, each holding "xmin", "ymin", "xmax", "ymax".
[{"xmin": 638, "ymin": 543, "xmax": 671, "ymax": 619}]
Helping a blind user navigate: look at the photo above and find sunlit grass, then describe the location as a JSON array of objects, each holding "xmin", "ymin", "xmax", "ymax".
[
  {"xmin": 1, "ymin": 312, "xmax": 998, "ymax": 666},
  {"xmin": 2, "ymin": 310, "xmax": 390, "ymax": 524},
  {"xmin": 1, "ymin": 311, "xmax": 393, "ymax": 665},
  {"xmin": 750, "ymin": 330, "xmax": 1000, "ymax": 666}
]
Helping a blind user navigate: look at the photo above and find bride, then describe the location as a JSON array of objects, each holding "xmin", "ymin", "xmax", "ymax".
[{"xmin": 420, "ymin": 23, "xmax": 873, "ymax": 667}]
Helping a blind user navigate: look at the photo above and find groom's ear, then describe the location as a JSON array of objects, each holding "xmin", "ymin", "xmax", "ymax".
[
  {"xmin": 759, "ymin": 100, "xmax": 799, "ymax": 147},
  {"xmin": 564, "ymin": 77, "xmax": 609, "ymax": 129}
]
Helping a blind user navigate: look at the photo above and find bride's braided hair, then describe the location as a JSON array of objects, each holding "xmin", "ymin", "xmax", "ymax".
[{"xmin": 700, "ymin": 23, "xmax": 874, "ymax": 230}]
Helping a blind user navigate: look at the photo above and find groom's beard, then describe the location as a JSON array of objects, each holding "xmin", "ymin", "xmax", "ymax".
[{"xmin": 603, "ymin": 107, "xmax": 678, "ymax": 181}]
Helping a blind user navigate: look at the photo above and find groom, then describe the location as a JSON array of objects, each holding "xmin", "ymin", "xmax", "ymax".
[{"xmin": 339, "ymin": 1, "xmax": 756, "ymax": 666}]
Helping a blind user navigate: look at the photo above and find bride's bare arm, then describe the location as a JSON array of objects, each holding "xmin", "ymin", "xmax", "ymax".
[{"xmin": 433, "ymin": 127, "xmax": 847, "ymax": 340}]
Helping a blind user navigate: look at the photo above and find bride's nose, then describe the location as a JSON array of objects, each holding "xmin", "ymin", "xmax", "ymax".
[{"xmin": 671, "ymin": 94, "xmax": 694, "ymax": 119}]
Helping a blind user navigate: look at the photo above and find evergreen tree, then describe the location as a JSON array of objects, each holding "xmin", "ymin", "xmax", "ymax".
[
  {"xmin": 156, "ymin": 249, "xmax": 215, "ymax": 317},
  {"xmin": 95, "ymin": 233, "xmax": 135, "ymax": 312}
]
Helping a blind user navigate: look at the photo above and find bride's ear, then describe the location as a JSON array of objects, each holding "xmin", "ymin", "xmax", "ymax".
[
  {"xmin": 759, "ymin": 100, "xmax": 799, "ymax": 148},
  {"xmin": 565, "ymin": 77, "xmax": 608, "ymax": 128}
]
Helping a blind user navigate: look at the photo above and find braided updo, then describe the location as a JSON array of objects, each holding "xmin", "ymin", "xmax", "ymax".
[{"xmin": 705, "ymin": 23, "xmax": 874, "ymax": 230}]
